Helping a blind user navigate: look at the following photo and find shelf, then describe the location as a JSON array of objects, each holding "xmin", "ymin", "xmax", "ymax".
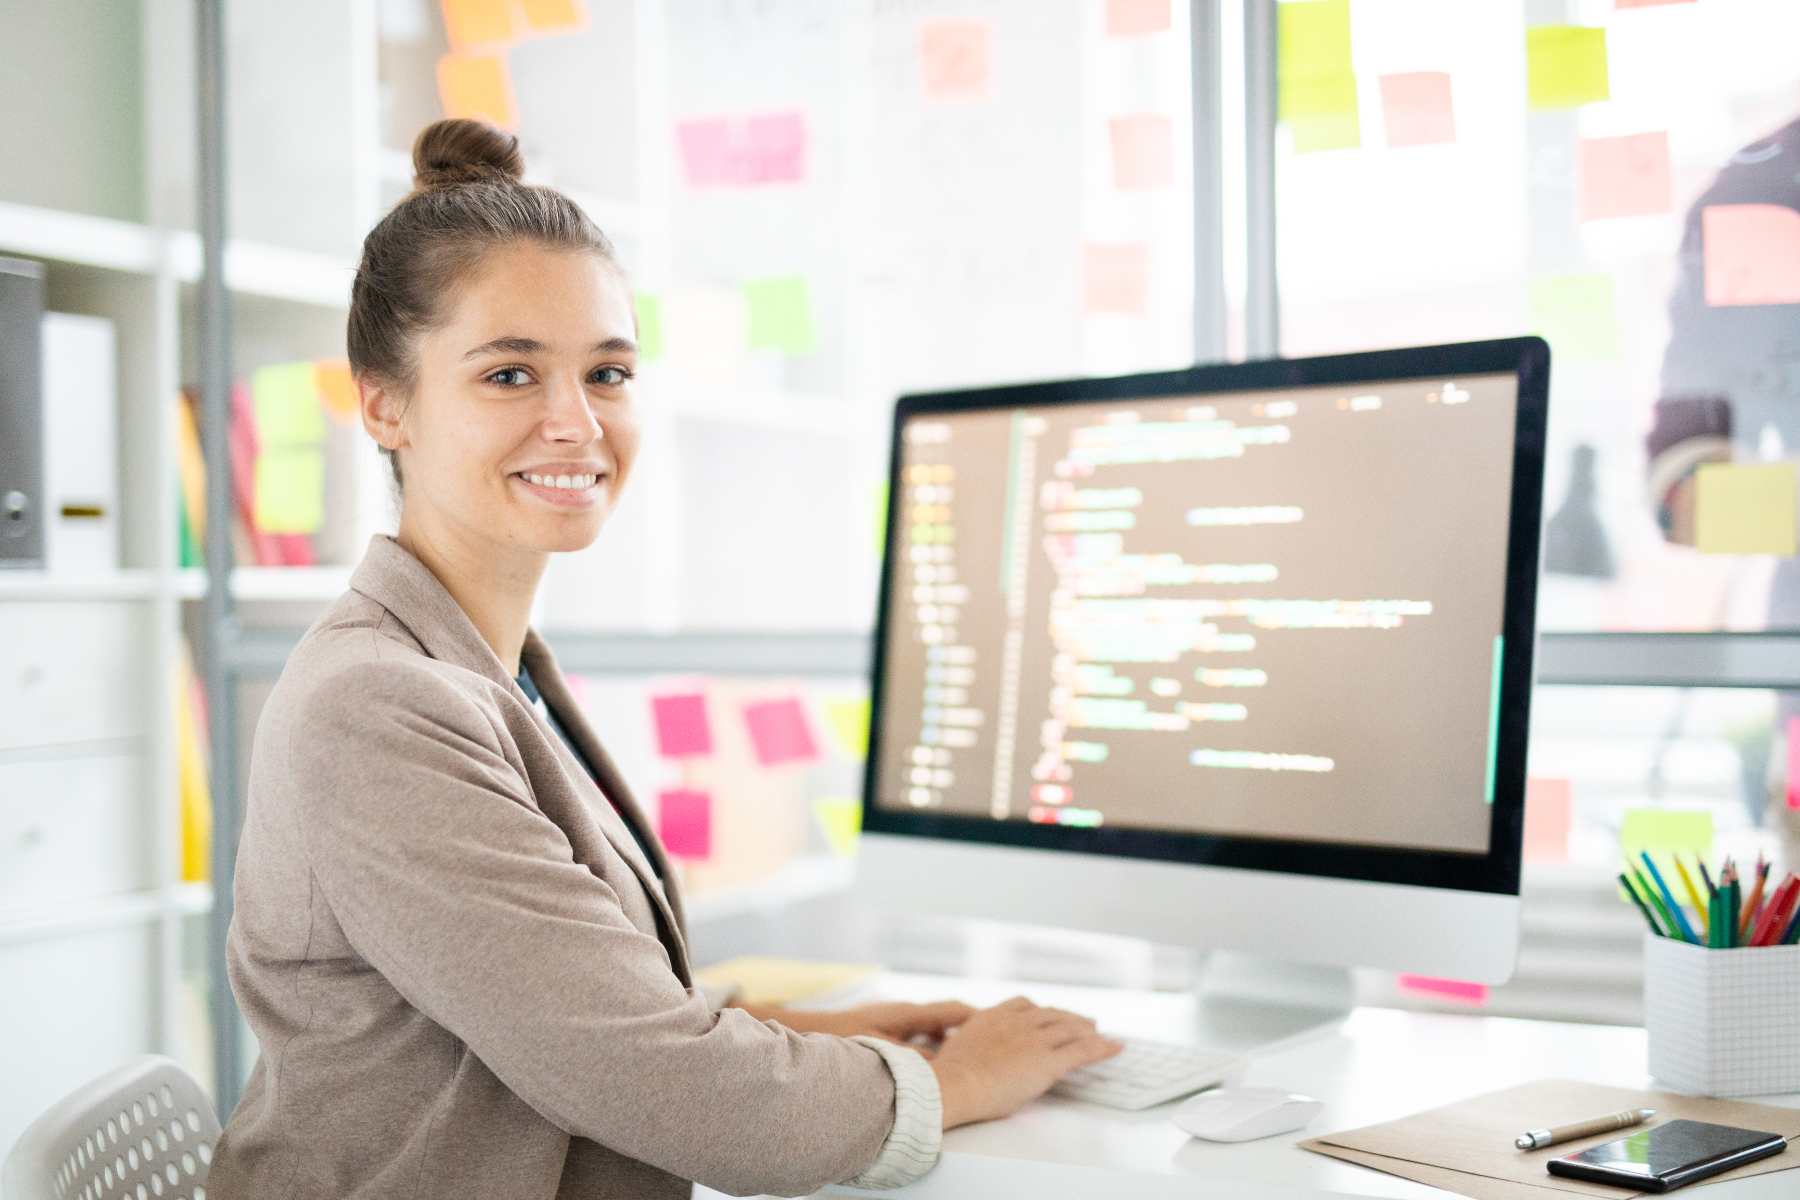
[
  {"xmin": 169, "ymin": 231, "xmax": 355, "ymax": 309},
  {"xmin": 0, "ymin": 199, "xmax": 165, "ymax": 275},
  {"xmin": 0, "ymin": 882, "xmax": 213, "ymax": 946},
  {"xmin": 0, "ymin": 569, "xmax": 165, "ymax": 601},
  {"xmin": 175, "ymin": 566, "xmax": 355, "ymax": 602},
  {"xmin": 682, "ymin": 853, "xmax": 855, "ymax": 925}
]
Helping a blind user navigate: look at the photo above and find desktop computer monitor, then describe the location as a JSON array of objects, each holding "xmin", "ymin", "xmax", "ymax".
[{"xmin": 857, "ymin": 338, "xmax": 1550, "ymax": 1009}]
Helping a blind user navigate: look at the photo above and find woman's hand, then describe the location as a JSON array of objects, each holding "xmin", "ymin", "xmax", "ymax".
[
  {"xmin": 926, "ymin": 996, "xmax": 1124, "ymax": 1129},
  {"xmin": 746, "ymin": 1000, "xmax": 975, "ymax": 1051}
]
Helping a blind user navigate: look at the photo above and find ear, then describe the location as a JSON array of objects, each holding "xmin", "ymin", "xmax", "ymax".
[{"xmin": 359, "ymin": 375, "xmax": 409, "ymax": 453}]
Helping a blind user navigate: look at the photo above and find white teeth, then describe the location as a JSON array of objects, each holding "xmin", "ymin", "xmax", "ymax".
[{"xmin": 521, "ymin": 472, "xmax": 597, "ymax": 490}]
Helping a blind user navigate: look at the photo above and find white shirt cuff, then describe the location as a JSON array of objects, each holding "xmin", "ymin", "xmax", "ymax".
[{"xmin": 840, "ymin": 1036, "xmax": 943, "ymax": 1189}]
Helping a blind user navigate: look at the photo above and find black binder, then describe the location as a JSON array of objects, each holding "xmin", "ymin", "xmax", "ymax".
[{"xmin": 0, "ymin": 255, "xmax": 45, "ymax": 567}]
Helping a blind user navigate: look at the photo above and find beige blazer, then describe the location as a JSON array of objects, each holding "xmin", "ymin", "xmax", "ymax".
[{"xmin": 208, "ymin": 535, "xmax": 931, "ymax": 1198}]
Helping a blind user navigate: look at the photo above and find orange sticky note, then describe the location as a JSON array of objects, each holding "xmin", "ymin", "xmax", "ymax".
[
  {"xmin": 919, "ymin": 19, "xmax": 990, "ymax": 100},
  {"xmin": 1108, "ymin": 115, "xmax": 1174, "ymax": 190},
  {"xmin": 1083, "ymin": 243, "xmax": 1149, "ymax": 315},
  {"xmin": 1578, "ymin": 132, "xmax": 1671, "ymax": 222},
  {"xmin": 1694, "ymin": 462, "xmax": 1799, "ymax": 556},
  {"xmin": 520, "ymin": 0, "xmax": 586, "ymax": 34},
  {"xmin": 1106, "ymin": 0, "xmax": 1171, "ymax": 36},
  {"xmin": 440, "ymin": 0, "xmax": 520, "ymax": 51},
  {"xmin": 1523, "ymin": 777, "xmax": 1573, "ymax": 863},
  {"xmin": 1379, "ymin": 72, "xmax": 1454, "ymax": 147},
  {"xmin": 1702, "ymin": 204, "xmax": 1800, "ymax": 307},
  {"xmin": 313, "ymin": 360, "xmax": 357, "ymax": 424},
  {"xmin": 437, "ymin": 53, "xmax": 519, "ymax": 130}
]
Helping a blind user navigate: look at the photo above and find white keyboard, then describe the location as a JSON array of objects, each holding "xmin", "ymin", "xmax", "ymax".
[{"xmin": 1050, "ymin": 1037, "xmax": 1241, "ymax": 1111}]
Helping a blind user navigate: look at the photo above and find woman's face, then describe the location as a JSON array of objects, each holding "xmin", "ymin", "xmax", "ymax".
[{"xmin": 387, "ymin": 243, "xmax": 641, "ymax": 559}]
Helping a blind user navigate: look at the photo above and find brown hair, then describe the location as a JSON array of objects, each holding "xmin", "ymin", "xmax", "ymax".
[{"xmin": 347, "ymin": 118, "xmax": 620, "ymax": 487}]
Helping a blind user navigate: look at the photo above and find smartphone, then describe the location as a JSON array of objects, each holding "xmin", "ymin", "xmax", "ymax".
[{"xmin": 1546, "ymin": 1118, "xmax": 1787, "ymax": 1193}]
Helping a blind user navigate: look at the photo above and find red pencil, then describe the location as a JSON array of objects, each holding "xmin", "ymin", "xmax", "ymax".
[
  {"xmin": 1739, "ymin": 860, "xmax": 1770, "ymax": 941},
  {"xmin": 1749, "ymin": 875, "xmax": 1799, "ymax": 947}
]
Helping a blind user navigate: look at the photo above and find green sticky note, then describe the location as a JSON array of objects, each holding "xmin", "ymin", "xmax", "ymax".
[
  {"xmin": 1292, "ymin": 108, "xmax": 1361, "ymax": 154},
  {"xmin": 1526, "ymin": 26, "xmax": 1608, "ymax": 110},
  {"xmin": 252, "ymin": 362, "xmax": 326, "ymax": 446},
  {"xmin": 823, "ymin": 697, "xmax": 871, "ymax": 758},
  {"xmin": 1695, "ymin": 462, "xmax": 1799, "ymax": 556},
  {"xmin": 744, "ymin": 276, "xmax": 816, "ymax": 354},
  {"xmin": 1529, "ymin": 273, "xmax": 1617, "ymax": 360},
  {"xmin": 634, "ymin": 293, "xmax": 664, "ymax": 361},
  {"xmin": 813, "ymin": 797, "xmax": 862, "ymax": 858},
  {"xmin": 1620, "ymin": 807, "xmax": 1714, "ymax": 857},
  {"xmin": 254, "ymin": 447, "xmax": 325, "ymax": 534}
]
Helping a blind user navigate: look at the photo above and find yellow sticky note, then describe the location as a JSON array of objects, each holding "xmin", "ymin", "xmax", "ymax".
[
  {"xmin": 814, "ymin": 797, "xmax": 863, "ymax": 858},
  {"xmin": 440, "ymin": 0, "xmax": 520, "ymax": 51},
  {"xmin": 1529, "ymin": 273, "xmax": 1617, "ymax": 360},
  {"xmin": 1620, "ymin": 807, "xmax": 1714, "ymax": 857},
  {"xmin": 1526, "ymin": 26, "xmax": 1608, "ymax": 110},
  {"xmin": 314, "ymin": 360, "xmax": 357, "ymax": 424},
  {"xmin": 1695, "ymin": 462, "xmax": 1799, "ymax": 556},
  {"xmin": 1291, "ymin": 108, "xmax": 1361, "ymax": 154},
  {"xmin": 252, "ymin": 363, "xmax": 326, "ymax": 445},
  {"xmin": 744, "ymin": 276, "xmax": 816, "ymax": 354},
  {"xmin": 823, "ymin": 698, "xmax": 870, "ymax": 758},
  {"xmin": 438, "ymin": 52, "xmax": 520, "ymax": 131},
  {"xmin": 520, "ymin": 0, "xmax": 586, "ymax": 35},
  {"xmin": 693, "ymin": 956, "xmax": 877, "ymax": 1007},
  {"xmin": 254, "ymin": 448, "xmax": 325, "ymax": 534}
]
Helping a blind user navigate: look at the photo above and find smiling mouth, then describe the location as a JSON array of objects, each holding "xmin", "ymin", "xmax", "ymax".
[{"xmin": 514, "ymin": 471, "xmax": 601, "ymax": 491}]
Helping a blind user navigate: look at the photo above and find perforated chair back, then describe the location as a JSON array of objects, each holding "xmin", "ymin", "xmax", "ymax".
[{"xmin": 2, "ymin": 1055, "xmax": 221, "ymax": 1200}]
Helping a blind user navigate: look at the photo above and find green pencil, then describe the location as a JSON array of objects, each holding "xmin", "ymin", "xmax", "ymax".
[
  {"xmin": 1631, "ymin": 864, "xmax": 1681, "ymax": 942},
  {"xmin": 1620, "ymin": 872, "xmax": 1665, "ymax": 937}
]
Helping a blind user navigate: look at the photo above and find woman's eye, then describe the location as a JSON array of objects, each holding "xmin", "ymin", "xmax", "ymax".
[
  {"xmin": 592, "ymin": 365, "xmax": 633, "ymax": 386},
  {"xmin": 486, "ymin": 367, "xmax": 531, "ymax": 387}
]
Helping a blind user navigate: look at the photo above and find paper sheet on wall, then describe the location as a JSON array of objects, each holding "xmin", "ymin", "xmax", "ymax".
[
  {"xmin": 1278, "ymin": 0, "xmax": 1357, "ymax": 153},
  {"xmin": 1620, "ymin": 806, "xmax": 1714, "ymax": 856},
  {"xmin": 519, "ymin": 0, "xmax": 587, "ymax": 35},
  {"xmin": 658, "ymin": 787, "xmax": 713, "ymax": 859},
  {"xmin": 441, "ymin": 0, "xmax": 519, "ymax": 51},
  {"xmin": 919, "ymin": 19, "xmax": 992, "ymax": 100},
  {"xmin": 822, "ymin": 697, "xmax": 871, "ymax": 758},
  {"xmin": 254, "ymin": 448, "xmax": 325, "ymax": 535},
  {"xmin": 651, "ymin": 691, "xmax": 713, "ymax": 758},
  {"xmin": 743, "ymin": 276, "xmax": 817, "ymax": 354},
  {"xmin": 1578, "ymin": 132, "xmax": 1672, "ymax": 222},
  {"xmin": 438, "ymin": 52, "xmax": 519, "ymax": 130},
  {"xmin": 1528, "ymin": 273, "xmax": 1618, "ymax": 360},
  {"xmin": 1379, "ymin": 72, "xmax": 1454, "ymax": 148},
  {"xmin": 813, "ymin": 797, "xmax": 862, "ymax": 858},
  {"xmin": 1525, "ymin": 25, "xmax": 1609, "ymax": 109},
  {"xmin": 1082, "ymin": 243, "xmax": 1149, "ymax": 315},
  {"xmin": 1108, "ymin": 114, "xmax": 1174, "ymax": 189},
  {"xmin": 633, "ymin": 293, "xmax": 664, "ymax": 361},
  {"xmin": 742, "ymin": 697, "xmax": 820, "ymax": 766},
  {"xmin": 1523, "ymin": 777, "xmax": 1573, "ymax": 863},
  {"xmin": 1702, "ymin": 203, "xmax": 1800, "ymax": 307},
  {"xmin": 314, "ymin": 360, "xmax": 357, "ymax": 424},
  {"xmin": 1106, "ymin": 0, "xmax": 1171, "ymax": 37},
  {"xmin": 1694, "ymin": 461, "xmax": 1798, "ymax": 555}
]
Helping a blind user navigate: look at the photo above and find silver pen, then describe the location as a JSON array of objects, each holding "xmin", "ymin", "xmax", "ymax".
[{"xmin": 1515, "ymin": 1108, "xmax": 1656, "ymax": 1150}]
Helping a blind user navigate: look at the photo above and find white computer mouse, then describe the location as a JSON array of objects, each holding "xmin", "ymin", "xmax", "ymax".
[{"xmin": 1169, "ymin": 1087, "xmax": 1324, "ymax": 1143}]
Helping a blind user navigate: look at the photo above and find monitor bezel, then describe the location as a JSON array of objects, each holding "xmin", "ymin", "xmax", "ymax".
[{"xmin": 859, "ymin": 336, "xmax": 1549, "ymax": 897}]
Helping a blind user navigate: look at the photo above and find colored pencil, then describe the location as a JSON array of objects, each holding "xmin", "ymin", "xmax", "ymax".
[
  {"xmin": 1673, "ymin": 855, "xmax": 1709, "ymax": 926},
  {"xmin": 1749, "ymin": 875, "xmax": 1798, "ymax": 947},
  {"xmin": 1640, "ymin": 853, "xmax": 1699, "ymax": 944},
  {"xmin": 1620, "ymin": 872, "xmax": 1665, "ymax": 937},
  {"xmin": 1697, "ymin": 857, "xmax": 1717, "ymax": 894},
  {"xmin": 1630, "ymin": 865, "xmax": 1679, "ymax": 941},
  {"xmin": 1739, "ymin": 861, "xmax": 1768, "ymax": 942}
]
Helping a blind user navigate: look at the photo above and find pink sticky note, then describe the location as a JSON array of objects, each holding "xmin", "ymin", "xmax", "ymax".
[
  {"xmin": 651, "ymin": 692, "xmax": 713, "ymax": 757},
  {"xmin": 742, "ymin": 111, "xmax": 806, "ymax": 183},
  {"xmin": 919, "ymin": 19, "xmax": 991, "ymax": 100},
  {"xmin": 1106, "ymin": 0, "xmax": 1171, "ymax": 36},
  {"xmin": 1577, "ymin": 131, "xmax": 1671, "ymax": 222},
  {"xmin": 1083, "ymin": 243, "xmax": 1150, "ymax": 315},
  {"xmin": 676, "ymin": 112, "xmax": 806, "ymax": 187},
  {"xmin": 676, "ymin": 118, "xmax": 734, "ymax": 186},
  {"xmin": 1788, "ymin": 717, "xmax": 1800, "ymax": 810},
  {"xmin": 742, "ymin": 697, "xmax": 819, "ymax": 766},
  {"xmin": 1522, "ymin": 777, "xmax": 1573, "ymax": 863},
  {"xmin": 657, "ymin": 788, "xmax": 713, "ymax": 859},
  {"xmin": 1703, "ymin": 204, "xmax": 1800, "ymax": 307},
  {"xmin": 1379, "ymin": 72, "xmax": 1455, "ymax": 148},
  {"xmin": 1616, "ymin": 0, "xmax": 1691, "ymax": 7},
  {"xmin": 1397, "ymin": 975, "xmax": 1489, "ymax": 1005},
  {"xmin": 1108, "ymin": 115, "xmax": 1174, "ymax": 190}
]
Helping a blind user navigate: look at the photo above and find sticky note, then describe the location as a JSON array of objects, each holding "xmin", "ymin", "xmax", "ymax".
[
  {"xmin": 1787, "ymin": 716, "xmax": 1799, "ymax": 811},
  {"xmin": 814, "ymin": 797, "xmax": 862, "ymax": 858},
  {"xmin": 520, "ymin": 0, "xmax": 586, "ymax": 35},
  {"xmin": 651, "ymin": 692, "xmax": 713, "ymax": 757},
  {"xmin": 254, "ymin": 448, "xmax": 325, "ymax": 534},
  {"xmin": 1108, "ymin": 115, "xmax": 1174, "ymax": 190},
  {"xmin": 1701, "ymin": 204, "xmax": 1800, "ymax": 307},
  {"xmin": 742, "ymin": 112, "xmax": 806, "ymax": 184},
  {"xmin": 1379, "ymin": 72, "xmax": 1454, "ymax": 148},
  {"xmin": 1620, "ymin": 807, "xmax": 1714, "ymax": 856},
  {"xmin": 919, "ymin": 19, "xmax": 991, "ymax": 100},
  {"xmin": 1529, "ymin": 273, "xmax": 1617, "ymax": 360},
  {"xmin": 1526, "ymin": 26, "xmax": 1608, "ymax": 110},
  {"xmin": 1578, "ymin": 132, "xmax": 1671, "ymax": 222},
  {"xmin": 634, "ymin": 293, "xmax": 664, "ymax": 361},
  {"xmin": 440, "ymin": 0, "xmax": 519, "ymax": 50},
  {"xmin": 872, "ymin": 481, "xmax": 889, "ymax": 557},
  {"xmin": 1106, "ymin": 0, "xmax": 1170, "ymax": 36},
  {"xmin": 676, "ymin": 118, "xmax": 734, "ymax": 186},
  {"xmin": 1693, "ymin": 462, "xmax": 1798, "ymax": 556},
  {"xmin": 1292, "ymin": 109, "xmax": 1360, "ymax": 154},
  {"xmin": 657, "ymin": 788, "xmax": 712, "ymax": 859},
  {"xmin": 314, "ymin": 360, "xmax": 357, "ymax": 424},
  {"xmin": 252, "ymin": 363, "xmax": 326, "ymax": 445},
  {"xmin": 1397, "ymin": 976, "xmax": 1488, "ymax": 1005},
  {"xmin": 692, "ymin": 957, "xmax": 877, "ymax": 1006},
  {"xmin": 1278, "ymin": 0, "xmax": 1354, "ymax": 128},
  {"xmin": 744, "ymin": 277, "xmax": 816, "ymax": 354},
  {"xmin": 742, "ymin": 697, "xmax": 819, "ymax": 766},
  {"xmin": 676, "ymin": 112, "xmax": 806, "ymax": 187},
  {"xmin": 1522, "ymin": 778, "xmax": 1572, "ymax": 863},
  {"xmin": 1083, "ymin": 243, "xmax": 1150, "ymax": 315},
  {"xmin": 438, "ymin": 53, "xmax": 519, "ymax": 130},
  {"xmin": 823, "ymin": 697, "xmax": 871, "ymax": 758}
]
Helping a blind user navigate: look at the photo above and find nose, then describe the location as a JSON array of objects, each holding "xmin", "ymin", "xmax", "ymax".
[{"xmin": 540, "ymin": 372, "xmax": 605, "ymax": 443}]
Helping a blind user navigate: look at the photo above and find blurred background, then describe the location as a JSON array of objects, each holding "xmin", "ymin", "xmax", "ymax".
[{"xmin": 2, "ymin": 0, "xmax": 1797, "ymax": 1141}]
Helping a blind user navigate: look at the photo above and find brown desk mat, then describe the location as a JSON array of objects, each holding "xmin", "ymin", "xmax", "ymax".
[{"xmin": 1299, "ymin": 1080, "xmax": 1800, "ymax": 1199}]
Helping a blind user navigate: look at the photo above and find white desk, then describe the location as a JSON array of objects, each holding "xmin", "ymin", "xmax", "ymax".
[{"xmin": 782, "ymin": 970, "xmax": 1800, "ymax": 1199}]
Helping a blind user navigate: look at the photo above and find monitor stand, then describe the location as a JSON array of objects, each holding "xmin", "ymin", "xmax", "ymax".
[{"xmin": 1186, "ymin": 951, "xmax": 1353, "ymax": 1056}]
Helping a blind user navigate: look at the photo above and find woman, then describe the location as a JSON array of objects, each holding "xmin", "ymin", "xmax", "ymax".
[{"xmin": 208, "ymin": 119, "xmax": 1121, "ymax": 1199}]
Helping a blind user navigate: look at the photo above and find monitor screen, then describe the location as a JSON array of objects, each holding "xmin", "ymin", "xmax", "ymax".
[{"xmin": 870, "ymin": 365, "xmax": 1522, "ymax": 858}]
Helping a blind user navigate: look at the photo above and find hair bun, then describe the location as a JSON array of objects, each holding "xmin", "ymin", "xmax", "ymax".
[{"xmin": 411, "ymin": 118, "xmax": 525, "ymax": 192}]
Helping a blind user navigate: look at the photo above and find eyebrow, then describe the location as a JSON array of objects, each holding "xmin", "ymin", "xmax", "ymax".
[{"xmin": 461, "ymin": 335, "xmax": 637, "ymax": 360}]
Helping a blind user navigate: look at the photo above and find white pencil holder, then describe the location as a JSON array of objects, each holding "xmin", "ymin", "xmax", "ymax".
[{"xmin": 1644, "ymin": 933, "xmax": 1800, "ymax": 1096}]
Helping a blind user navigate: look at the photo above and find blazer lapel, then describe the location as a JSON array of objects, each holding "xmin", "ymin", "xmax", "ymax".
[{"xmin": 347, "ymin": 535, "xmax": 693, "ymax": 983}]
